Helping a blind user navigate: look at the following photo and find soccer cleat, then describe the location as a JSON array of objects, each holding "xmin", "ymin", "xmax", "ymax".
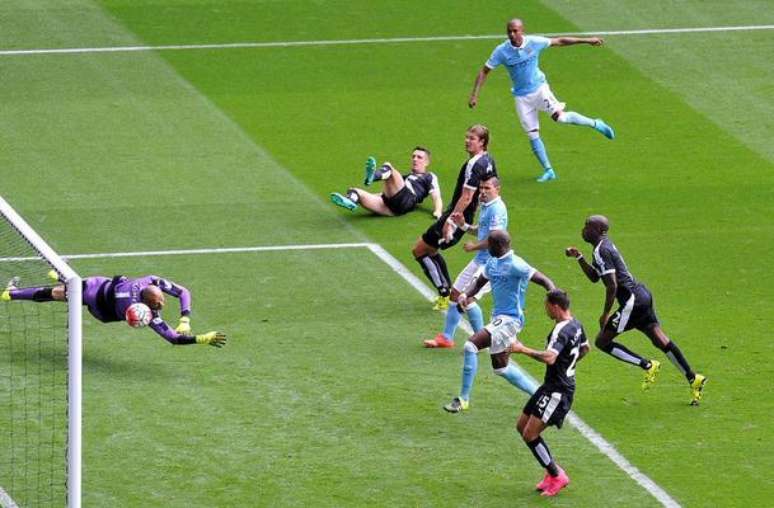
[
  {"xmin": 0, "ymin": 290, "xmax": 10, "ymax": 302},
  {"xmin": 363, "ymin": 156, "xmax": 377, "ymax": 186},
  {"xmin": 593, "ymin": 119, "xmax": 615, "ymax": 140},
  {"xmin": 536, "ymin": 473, "xmax": 553, "ymax": 491},
  {"xmin": 536, "ymin": 168, "xmax": 556, "ymax": 183},
  {"xmin": 432, "ymin": 295, "xmax": 450, "ymax": 311},
  {"xmin": 423, "ymin": 333, "xmax": 455, "ymax": 349},
  {"xmin": 540, "ymin": 467, "xmax": 569, "ymax": 497},
  {"xmin": 330, "ymin": 192, "xmax": 358, "ymax": 211},
  {"xmin": 689, "ymin": 374, "xmax": 707, "ymax": 406},
  {"xmin": 443, "ymin": 396, "xmax": 469, "ymax": 413},
  {"xmin": 642, "ymin": 360, "xmax": 661, "ymax": 390}
]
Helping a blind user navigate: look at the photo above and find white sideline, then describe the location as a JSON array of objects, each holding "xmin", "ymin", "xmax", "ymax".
[
  {"xmin": 0, "ymin": 487, "xmax": 19, "ymax": 508},
  {"xmin": 0, "ymin": 241, "xmax": 680, "ymax": 506},
  {"xmin": 1, "ymin": 24, "xmax": 772, "ymax": 56}
]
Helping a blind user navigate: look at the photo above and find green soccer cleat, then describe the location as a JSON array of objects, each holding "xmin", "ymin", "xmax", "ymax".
[
  {"xmin": 689, "ymin": 374, "xmax": 707, "ymax": 406},
  {"xmin": 443, "ymin": 397, "xmax": 469, "ymax": 413},
  {"xmin": 363, "ymin": 156, "xmax": 377, "ymax": 186},
  {"xmin": 330, "ymin": 192, "xmax": 358, "ymax": 211},
  {"xmin": 536, "ymin": 168, "xmax": 556, "ymax": 183},
  {"xmin": 593, "ymin": 119, "xmax": 615, "ymax": 140},
  {"xmin": 0, "ymin": 290, "xmax": 10, "ymax": 302},
  {"xmin": 642, "ymin": 360, "xmax": 661, "ymax": 390}
]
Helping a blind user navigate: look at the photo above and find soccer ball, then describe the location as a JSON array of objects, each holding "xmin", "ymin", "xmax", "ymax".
[{"xmin": 125, "ymin": 302, "xmax": 152, "ymax": 328}]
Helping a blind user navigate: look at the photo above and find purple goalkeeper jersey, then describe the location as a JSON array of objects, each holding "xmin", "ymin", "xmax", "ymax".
[{"xmin": 82, "ymin": 275, "xmax": 193, "ymax": 344}]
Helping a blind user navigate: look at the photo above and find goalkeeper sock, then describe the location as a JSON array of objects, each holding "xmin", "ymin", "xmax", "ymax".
[
  {"xmin": 443, "ymin": 304, "xmax": 462, "ymax": 340},
  {"xmin": 557, "ymin": 111, "xmax": 596, "ymax": 127},
  {"xmin": 529, "ymin": 137, "xmax": 553, "ymax": 171},
  {"xmin": 494, "ymin": 363, "xmax": 537, "ymax": 395},
  {"xmin": 466, "ymin": 303, "xmax": 484, "ymax": 332},
  {"xmin": 10, "ymin": 287, "xmax": 55, "ymax": 302},
  {"xmin": 460, "ymin": 342, "xmax": 479, "ymax": 401}
]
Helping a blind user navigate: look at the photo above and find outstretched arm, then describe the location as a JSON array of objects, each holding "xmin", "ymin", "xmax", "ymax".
[
  {"xmin": 148, "ymin": 318, "xmax": 227, "ymax": 347},
  {"xmin": 469, "ymin": 66, "xmax": 492, "ymax": 108},
  {"xmin": 549, "ymin": 36, "xmax": 604, "ymax": 47},
  {"xmin": 511, "ymin": 342, "xmax": 559, "ymax": 365}
]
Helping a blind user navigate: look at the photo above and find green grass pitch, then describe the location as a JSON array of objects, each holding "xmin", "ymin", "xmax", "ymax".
[{"xmin": 1, "ymin": 0, "xmax": 773, "ymax": 506}]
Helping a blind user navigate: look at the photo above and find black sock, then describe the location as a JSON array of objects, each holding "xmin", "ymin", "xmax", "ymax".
[
  {"xmin": 32, "ymin": 287, "xmax": 55, "ymax": 302},
  {"xmin": 345, "ymin": 188, "xmax": 360, "ymax": 203},
  {"xmin": 664, "ymin": 341, "xmax": 695, "ymax": 381},
  {"xmin": 526, "ymin": 437, "xmax": 559, "ymax": 476},
  {"xmin": 599, "ymin": 341, "xmax": 651, "ymax": 369},
  {"xmin": 430, "ymin": 254, "xmax": 451, "ymax": 296},
  {"xmin": 416, "ymin": 255, "xmax": 448, "ymax": 296}
]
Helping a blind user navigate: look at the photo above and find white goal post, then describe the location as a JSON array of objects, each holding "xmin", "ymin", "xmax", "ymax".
[{"xmin": 0, "ymin": 196, "xmax": 81, "ymax": 508}]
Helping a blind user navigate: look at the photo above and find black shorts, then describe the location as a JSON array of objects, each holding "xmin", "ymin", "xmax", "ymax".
[
  {"xmin": 523, "ymin": 386, "xmax": 574, "ymax": 429},
  {"xmin": 382, "ymin": 186, "xmax": 419, "ymax": 216},
  {"xmin": 604, "ymin": 285, "xmax": 659, "ymax": 333},
  {"xmin": 421, "ymin": 213, "xmax": 467, "ymax": 250}
]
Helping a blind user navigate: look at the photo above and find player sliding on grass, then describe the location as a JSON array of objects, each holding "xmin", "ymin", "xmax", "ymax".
[
  {"xmin": 412, "ymin": 125, "xmax": 497, "ymax": 311},
  {"xmin": 566, "ymin": 215, "xmax": 706, "ymax": 405},
  {"xmin": 511, "ymin": 289, "xmax": 589, "ymax": 497},
  {"xmin": 444, "ymin": 230, "xmax": 555, "ymax": 413},
  {"xmin": 330, "ymin": 147, "xmax": 443, "ymax": 218},
  {"xmin": 423, "ymin": 175, "xmax": 506, "ymax": 348},
  {"xmin": 2, "ymin": 274, "xmax": 226, "ymax": 347},
  {"xmin": 469, "ymin": 18, "xmax": 615, "ymax": 183}
]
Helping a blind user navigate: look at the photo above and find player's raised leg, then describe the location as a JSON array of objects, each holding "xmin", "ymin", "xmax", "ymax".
[
  {"xmin": 554, "ymin": 111, "xmax": 615, "ymax": 139},
  {"xmin": 516, "ymin": 97, "xmax": 556, "ymax": 182}
]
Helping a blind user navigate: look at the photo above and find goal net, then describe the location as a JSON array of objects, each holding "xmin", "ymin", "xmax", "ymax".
[{"xmin": 0, "ymin": 196, "xmax": 81, "ymax": 508}]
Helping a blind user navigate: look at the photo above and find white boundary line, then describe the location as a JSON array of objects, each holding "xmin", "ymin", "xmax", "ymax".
[
  {"xmin": 0, "ymin": 486, "xmax": 19, "ymax": 508},
  {"xmin": 1, "ymin": 24, "xmax": 772, "ymax": 57},
  {"xmin": 0, "ymin": 241, "xmax": 680, "ymax": 506}
]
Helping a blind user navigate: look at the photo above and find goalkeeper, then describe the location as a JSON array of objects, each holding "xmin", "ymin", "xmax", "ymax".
[{"xmin": 2, "ymin": 274, "xmax": 226, "ymax": 347}]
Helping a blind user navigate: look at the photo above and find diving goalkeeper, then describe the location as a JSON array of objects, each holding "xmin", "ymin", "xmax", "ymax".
[{"xmin": 2, "ymin": 274, "xmax": 226, "ymax": 347}]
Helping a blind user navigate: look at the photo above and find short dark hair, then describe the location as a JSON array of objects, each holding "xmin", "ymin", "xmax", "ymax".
[
  {"xmin": 413, "ymin": 146, "xmax": 431, "ymax": 159},
  {"xmin": 546, "ymin": 289, "xmax": 570, "ymax": 310}
]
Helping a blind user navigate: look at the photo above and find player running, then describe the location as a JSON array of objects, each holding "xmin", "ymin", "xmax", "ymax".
[
  {"xmin": 511, "ymin": 289, "xmax": 589, "ymax": 497},
  {"xmin": 330, "ymin": 147, "xmax": 443, "ymax": 218},
  {"xmin": 412, "ymin": 125, "xmax": 497, "ymax": 311},
  {"xmin": 444, "ymin": 230, "xmax": 554, "ymax": 413},
  {"xmin": 423, "ymin": 175, "xmax": 506, "ymax": 348},
  {"xmin": 469, "ymin": 18, "xmax": 615, "ymax": 182},
  {"xmin": 2, "ymin": 274, "xmax": 226, "ymax": 347},
  {"xmin": 566, "ymin": 215, "xmax": 706, "ymax": 405}
]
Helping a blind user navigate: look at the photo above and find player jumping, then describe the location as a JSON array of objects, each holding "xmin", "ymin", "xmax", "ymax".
[{"xmin": 2, "ymin": 274, "xmax": 226, "ymax": 347}]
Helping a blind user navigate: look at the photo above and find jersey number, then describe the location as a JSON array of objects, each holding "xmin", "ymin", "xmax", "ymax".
[{"xmin": 566, "ymin": 346, "xmax": 580, "ymax": 377}]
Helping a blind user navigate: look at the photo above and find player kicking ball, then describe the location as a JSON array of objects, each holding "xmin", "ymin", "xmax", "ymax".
[
  {"xmin": 2, "ymin": 273, "xmax": 226, "ymax": 347},
  {"xmin": 469, "ymin": 18, "xmax": 615, "ymax": 182},
  {"xmin": 511, "ymin": 289, "xmax": 589, "ymax": 497}
]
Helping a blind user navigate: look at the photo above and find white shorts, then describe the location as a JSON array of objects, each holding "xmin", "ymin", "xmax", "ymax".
[
  {"xmin": 452, "ymin": 259, "xmax": 491, "ymax": 301},
  {"xmin": 485, "ymin": 315, "xmax": 523, "ymax": 354},
  {"xmin": 514, "ymin": 84, "xmax": 566, "ymax": 132}
]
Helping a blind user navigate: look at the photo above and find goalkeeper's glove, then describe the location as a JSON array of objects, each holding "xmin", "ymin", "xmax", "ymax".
[
  {"xmin": 196, "ymin": 331, "xmax": 227, "ymax": 348},
  {"xmin": 175, "ymin": 316, "xmax": 191, "ymax": 334}
]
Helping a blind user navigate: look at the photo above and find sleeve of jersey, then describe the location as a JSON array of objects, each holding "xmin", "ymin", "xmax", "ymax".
[
  {"xmin": 149, "ymin": 317, "xmax": 196, "ymax": 345},
  {"xmin": 463, "ymin": 159, "xmax": 486, "ymax": 191},
  {"xmin": 485, "ymin": 46, "xmax": 503, "ymax": 69},
  {"xmin": 593, "ymin": 247, "xmax": 617, "ymax": 276},
  {"xmin": 547, "ymin": 327, "xmax": 568, "ymax": 355},
  {"xmin": 534, "ymin": 36, "xmax": 552, "ymax": 50},
  {"xmin": 155, "ymin": 277, "xmax": 192, "ymax": 316},
  {"xmin": 430, "ymin": 173, "xmax": 440, "ymax": 193}
]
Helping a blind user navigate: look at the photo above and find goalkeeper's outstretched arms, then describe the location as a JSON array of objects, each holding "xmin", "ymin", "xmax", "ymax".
[{"xmin": 148, "ymin": 317, "xmax": 226, "ymax": 347}]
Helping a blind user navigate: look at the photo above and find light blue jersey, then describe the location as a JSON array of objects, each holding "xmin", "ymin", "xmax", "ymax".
[
  {"xmin": 484, "ymin": 250, "xmax": 536, "ymax": 323},
  {"xmin": 485, "ymin": 35, "xmax": 551, "ymax": 96},
  {"xmin": 475, "ymin": 197, "xmax": 508, "ymax": 265}
]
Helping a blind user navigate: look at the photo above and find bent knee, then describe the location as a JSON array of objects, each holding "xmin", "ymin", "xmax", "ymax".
[{"xmin": 464, "ymin": 341, "xmax": 479, "ymax": 354}]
